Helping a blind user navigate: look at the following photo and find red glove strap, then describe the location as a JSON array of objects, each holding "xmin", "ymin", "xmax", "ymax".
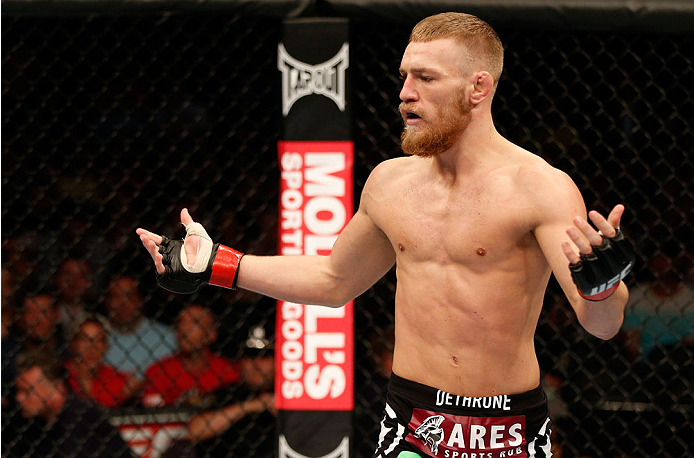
[
  {"xmin": 578, "ymin": 283, "xmax": 619, "ymax": 302},
  {"xmin": 209, "ymin": 245, "xmax": 244, "ymax": 289}
]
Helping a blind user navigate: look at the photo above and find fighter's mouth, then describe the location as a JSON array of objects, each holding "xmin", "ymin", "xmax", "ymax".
[{"xmin": 405, "ymin": 111, "xmax": 421, "ymax": 119}]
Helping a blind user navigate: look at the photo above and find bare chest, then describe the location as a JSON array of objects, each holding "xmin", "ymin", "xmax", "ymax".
[{"xmin": 369, "ymin": 180, "xmax": 535, "ymax": 265}]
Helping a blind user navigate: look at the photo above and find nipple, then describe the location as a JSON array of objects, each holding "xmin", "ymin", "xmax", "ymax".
[
  {"xmin": 398, "ymin": 243, "xmax": 405, "ymax": 252},
  {"xmin": 476, "ymin": 248, "xmax": 486, "ymax": 256}
]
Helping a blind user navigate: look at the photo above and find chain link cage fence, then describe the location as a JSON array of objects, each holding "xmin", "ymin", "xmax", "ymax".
[{"xmin": 2, "ymin": 6, "xmax": 693, "ymax": 458}]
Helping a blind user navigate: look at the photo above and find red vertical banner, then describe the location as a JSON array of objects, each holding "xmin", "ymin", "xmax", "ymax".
[
  {"xmin": 276, "ymin": 141, "xmax": 354, "ymax": 412},
  {"xmin": 277, "ymin": 18, "xmax": 352, "ymax": 456}
]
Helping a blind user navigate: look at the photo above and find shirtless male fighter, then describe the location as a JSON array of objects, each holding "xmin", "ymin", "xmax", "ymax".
[{"xmin": 137, "ymin": 12, "xmax": 634, "ymax": 458}]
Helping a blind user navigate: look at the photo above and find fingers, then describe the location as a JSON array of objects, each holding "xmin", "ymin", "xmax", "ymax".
[
  {"xmin": 138, "ymin": 233, "xmax": 165, "ymax": 274},
  {"xmin": 606, "ymin": 204, "xmax": 625, "ymax": 230},
  {"xmin": 563, "ymin": 204, "xmax": 626, "ymax": 265},
  {"xmin": 181, "ymin": 208, "xmax": 194, "ymax": 228},
  {"xmin": 562, "ymin": 241, "xmax": 581, "ymax": 265},
  {"xmin": 135, "ymin": 228, "xmax": 163, "ymax": 246},
  {"xmin": 136, "ymin": 208, "xmax": 201, "ymax": 274},
  {"xmin": 135, "ymin": 228, "xmax": 166, "ymax": 274},
  {"xmin": 587, "ymin": 204, "xmax": 624, "ymax": 238},
  {"xmin": 588, "ymin": 210, "xmax": 617, "ymax": 238},
  {"xmin": 568, "ymin": 216, "xmax": 603, "ymax": 253}
]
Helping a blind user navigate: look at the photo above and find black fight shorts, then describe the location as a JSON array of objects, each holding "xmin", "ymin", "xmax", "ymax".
[{"xmin": 373, "ymin": 374, "xmax": 552, "ymax": 458}]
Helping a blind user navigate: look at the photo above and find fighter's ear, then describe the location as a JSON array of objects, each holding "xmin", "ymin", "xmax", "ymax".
[{"xmin": 469, "ymin": 71, "xmax": 494, "ymax": 105}]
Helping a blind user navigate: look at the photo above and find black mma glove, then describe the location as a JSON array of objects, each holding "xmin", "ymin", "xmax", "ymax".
[
  {"xmin": 156, "ymin": 222, "xmax": 243, "ymax": 294},
  {"xmin": 569, "ymin": 228, "xmax": 634, "ymax": 301}
]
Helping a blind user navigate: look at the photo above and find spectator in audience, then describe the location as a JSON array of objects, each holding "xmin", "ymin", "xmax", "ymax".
[
  {"xmin": 66, "ymin": 315, "xmax": 142, "ymax": 408},
  {"xmin": 104, "ymin": 275, "xmax": 177, "ymax": 378},
  {"xmin": 183, "ymin": 323, "xmax": 276, "ymax": 457},
  {"xmin": 14, "ymin": 348, "xmax": 134, "ymax": 457},
  {"xmin": 2, "ymin": 274, "xmax": 81, "ymax": 457},
  {"xmin": 17, "ymin": 288, "xmax": 67, "ymax": 357},
  {"xmin": 53, "ymin": 256, "xmax": 96, "ymax": 340},
  {"xmin": 237, "ymin": 324, "xmax": 276, "ymax": 393},
  {"xmin": 2, "ymin": 234, "xmax": 41, "ymax": 281},
  {"xmin": 142, "ymin": 304, "xmax": 239, "ymax": 407}
]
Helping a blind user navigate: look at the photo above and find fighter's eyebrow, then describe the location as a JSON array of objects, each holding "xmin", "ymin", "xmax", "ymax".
[{"xmin": 399, "ymin": 67, "xmax": 437, "ymax": 76}]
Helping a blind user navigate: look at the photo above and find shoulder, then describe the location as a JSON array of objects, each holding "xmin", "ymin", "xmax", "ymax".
[
  {"xmin": 493, "ymin": 146, "xmax": 585, "ymax": 227},
  {"xmin": 503, "ymin": 146, "xmax": 566, "ymax": 184},
  {"xmin": 511, "ymin": 151, "xmax": 584, "ymax": 209},
  {"xmin": 366, "ymin": 156, "xmax": 415, "ymax": 182},
  {"xmin": 362, "ymin": 156, "xmax": 418, "ymax": 198}
]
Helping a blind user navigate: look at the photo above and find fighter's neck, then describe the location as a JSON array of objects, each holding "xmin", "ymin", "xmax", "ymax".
[{"xmin": 432, "ymin": 120, "xmax": 506, "ymax": 180}]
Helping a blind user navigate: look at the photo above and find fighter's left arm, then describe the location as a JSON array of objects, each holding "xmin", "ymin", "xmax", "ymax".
[{"xmin": 532, "ymin": 169, "xmax": 632, "ymax": 340}]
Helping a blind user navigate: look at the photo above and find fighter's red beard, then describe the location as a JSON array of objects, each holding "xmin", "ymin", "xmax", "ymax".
[{"xmin": 400, "ymin": 94, "xmax": 472, "ymax": 158}]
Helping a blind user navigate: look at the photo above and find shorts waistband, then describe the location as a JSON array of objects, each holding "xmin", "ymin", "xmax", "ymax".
[{"xmin": 389, "ymin": 373, "xmax": 546, "ymax": 414}]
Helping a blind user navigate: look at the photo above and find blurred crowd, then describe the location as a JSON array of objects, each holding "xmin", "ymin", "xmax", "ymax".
[{"xmin": 1, "ymin": 242, "xmax": 277, "ymax": 458}]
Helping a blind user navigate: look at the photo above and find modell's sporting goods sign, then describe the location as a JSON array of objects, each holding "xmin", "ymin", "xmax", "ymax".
[{"xmin": 276, "ymin": 141, "xmax": 354, "ymax": 411}]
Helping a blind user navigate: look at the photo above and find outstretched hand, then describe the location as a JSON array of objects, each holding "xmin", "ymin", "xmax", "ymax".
[
  {"xmin": 137, "ymin": 209, "xmax": 243, "ymax": 294},
  {"xmin": 136, "ymin": 208, "xmax": 199, "ymax": 274},
  {"xmin": 561, "ymin": 204, "xmax": 624, "ymax": 265}
]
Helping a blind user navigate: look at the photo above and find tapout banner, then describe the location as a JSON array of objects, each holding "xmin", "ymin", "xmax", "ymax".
[{"xmin": 276, "ymin": 18, "xmax": 353, "ymax": 458}]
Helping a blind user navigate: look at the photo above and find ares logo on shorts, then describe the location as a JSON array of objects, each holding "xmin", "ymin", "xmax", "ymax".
[
  {"xmin": 414, "ymin": 415, "xmax": 445, "ymax": 454},
  {"xmin": 278, "ymin": 43, "xmax": 349, "ymax": 116},
  {"xmin": 408, "ymin": 410, "xmax": 527, "ymax": 458}
]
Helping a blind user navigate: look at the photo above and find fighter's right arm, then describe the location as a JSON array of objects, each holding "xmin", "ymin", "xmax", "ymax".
[
  {"xmin": 237, "ymin": 161, "xmax": 397, "ymax": 305},
  {"xmin": 237, "ymin": 197, "xmax": 396, "ymax": 306},
  {"xmin": 137, "ymin": 165, "xmax": 396, "ymax": 307}
]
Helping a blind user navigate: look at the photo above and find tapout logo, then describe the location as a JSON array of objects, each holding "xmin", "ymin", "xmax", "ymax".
[{"xmin": 278, "ymin": 43, "xmax": 349, "ymax": 116}]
